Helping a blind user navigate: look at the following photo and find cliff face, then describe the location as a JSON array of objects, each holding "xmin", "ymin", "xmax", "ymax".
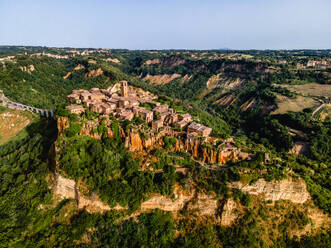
[
  {"xmin": 85, "ymin": 68, "xmax": 103, "ymax": 78},
  {"xmin": 230, "ymin": 177, "xmax": 310, "ymax": 204},
  {"xmin": 220, "ymin": 198, "xmax": 239, "ymax": 226},
  {"xmin": 123, "ymin": 128, "xmax": 248, "ymax": 165},
  {"xmin": 52, "ymin": 121, "xmax": 328, "ymax": 231},
  {"xmin": 51, "ymin": 173, "xmax": 122, "ymax": 213},
  {"xmin": 141, "ymin": 185, "xmax": 218, "ymax": 215},
  {"xmin": 58, "ymin": 116, "xmax": 248, "ymax": 165},
  {"xmin": 142, "ymin": 74, "xmax": 182, "ymax": 85},
  {"xmin": 51, "ymin": 173, "xmax": 319, "ymax": 230},
  {"xmin": 57, "ymin": 117, "xmax": 70, "ymax": 136},
  {"xmin": 80, "ymin": 120, "xmax": 102, "ymax": 139},
  {"xmin": 144, "ymin": 56, "xmax": 185, "ymax": 67},
  {"xmin": 51, "ymin": 174, "xmax": 219, "ymax": 215}
]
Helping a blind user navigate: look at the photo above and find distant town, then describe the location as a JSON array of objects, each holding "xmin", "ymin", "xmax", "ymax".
[{"xmin": 66, "ymin": 81, "xmax": 213, "ymax": 137}]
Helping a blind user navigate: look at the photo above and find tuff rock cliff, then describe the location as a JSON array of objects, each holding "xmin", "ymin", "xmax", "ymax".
[
  {"xmin": 54, "ymin": 116, "xmax": 330, "ymax": 231},
  {"xmin": 230, "ymin": 177, "xmax": 310, "ymax": 204},
  {"xmin": 51, "ymin": 172, "xmax": 322, "ymax": 228},
  {"xmin": 51, "ymin": 173, "xmax": 219, "ymax": 216},
  {"xmin": 57, "ymin": 116, "xmax": 249, "ymax": 165}
]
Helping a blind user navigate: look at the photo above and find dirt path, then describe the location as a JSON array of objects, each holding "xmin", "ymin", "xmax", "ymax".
[{"xmin": 311, "ymin": 103, "xmax": 325, "ymax": 117}]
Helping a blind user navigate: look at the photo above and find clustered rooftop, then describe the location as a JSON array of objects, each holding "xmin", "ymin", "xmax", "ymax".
[{"xmin": 66, "ymin": 81, "xmax": 212, "ymax": 137}]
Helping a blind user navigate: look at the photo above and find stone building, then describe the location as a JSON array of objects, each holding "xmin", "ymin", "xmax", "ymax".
[
  {"xmin": 67, "ymin": 93, "xmax": 81, "ymax": 104},
  {"xmin": 100, "ymin": 103, "xmax": 115, "ymax": 114},
  {"xmin": 116, "ymin": 108, "xmax": 134, "ymax": 121},
  {"xmin": 152, "ymin": 120, "xmax": 163, "ymax": 131},
  {"xmin": 159, "ymin": 112, "xmax": 169, "ymax": 122},
  {"xmin": 89, "ymin": 93, "xmax": 106, "ymax": 101},
  {"xmin": 120, "ymin": 80, "xmax": 128, "ymax": 97},
  {"xmin": 187, "ymin": 122, "xmax": 212, "ymax": 137},
  {"xmin": 179, "ymin": 113, "xmax": 193, "ymax": 122},
  {"xmin": 138, "ymin": 109, "xmax": 154, "ymax": 123},
  {"xmin": 166, "ymin": 113, "xmax": 179, "ymax": 124},
  {"xmin": 80, "ymin": 92, "xmax": 91, "ymax": 101},
  {"xmin": 175, "ymin": 120, "xmax": 189, "ymax": 130},
  {"xmin": 153, "ymin": 104, "xmax": 168, "ymax": 114},
  {"xmin": 65, "ymin": 105, "xmax": 85, "ymax": 114},
  {"xmin": 119, "ymin": 98, "xmax": 130, "ymax": 108}
]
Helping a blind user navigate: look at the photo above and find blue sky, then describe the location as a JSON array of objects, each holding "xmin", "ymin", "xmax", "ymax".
[{"xmin": 0, "ymin": 0, "xmax": 330, "ymax": 49}]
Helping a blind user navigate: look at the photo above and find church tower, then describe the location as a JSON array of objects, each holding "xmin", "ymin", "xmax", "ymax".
[{"xmin": 120, "ymin": 80, "xmax": 128, "ymax": 97}]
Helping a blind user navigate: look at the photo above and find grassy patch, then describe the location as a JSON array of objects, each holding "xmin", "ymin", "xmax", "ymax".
[
  {"xmin": 272, "ymin": 95, "xmax": 319, "ymax": 114},
  {"xmin": 282, "ymin": 83, "xmax": 331, "ymax": 98},
  {"xmin": 0, "ymin": 108, "xmax": 38, "ymax": 145}
]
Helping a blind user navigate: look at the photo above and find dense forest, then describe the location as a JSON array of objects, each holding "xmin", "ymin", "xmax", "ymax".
[{"xmin": 0, "ymin": 47, "xmax": 330, "ymax": 247}]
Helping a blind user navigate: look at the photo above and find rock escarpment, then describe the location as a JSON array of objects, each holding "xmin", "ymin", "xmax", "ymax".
[
  {"xmin": 142, "ymin": 74, "xmax": 182, "ymax": 85},
  {"xmin": 230, "ymin": 177, "xmax": 310, "ymax": 204},
  {"xmin": 57, "ymin": 116, "xmax": 248, "ymax": 165},
  {"xmin": 141, "ymin": 185, "xmax": 218, "ymax": 215},
  {"xmin": 85, "ymin": 68, "xmax": 103, "ymax": 78},
  {"xmin": 52, "ymin": 172, "xmax": 315, "ymax": 228},
  {"xmin": 57, "ymin": 116, "xmax": 70, "ymax": 135},
  {"xmin": 51, "ymin": 173, "xmax": 114, "ymax": 213},
  {"xmin": 220, "ymin": 198, "xmax": 239, "ymax": 226},
  {"xmin": 54, "ymin": 117, "xmax": 327, "ymax": 232},
  {"xmin": 51, "ymin": 173, "xmax": 219, "ymax": 215},
  {"xmin": 144, "ymin": 56, "xmax": 185, "ymax": 67}
]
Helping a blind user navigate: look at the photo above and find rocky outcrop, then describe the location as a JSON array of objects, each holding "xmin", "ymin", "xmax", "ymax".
[
  {"xmin": 80, "ymin": 120, "xmax": 102, "ymax": 139},
  {"xmin": 213, "ymin": 95, "xmax": 237, "ymax": 107},
  {"xmin": 290, "ymin": 141, "xmax": 310, "ymax": 155},
  {"xmin": 181, "ymin": 74, "xmax": 192, "ymax": 83},
  {"xmin": 123, "ymin": 128, "xmax": 247, "ymax": 165},
  {"xmin": 104, "ymin": 58, "xmax": 120, "ymax": 63},
  {"xmin": 85, "ymin": 68, "xmax": 103, "ymax": 78},
  {"xmin": 186, "ymin": 192, "xmax": 219, "ymax": 215},
  {"xmin": 74, "ymin": 64, "xmax": 85, "ymax": 70},
  {"xmin": 183, "ymin": 137, "xmax": 248, "ymax": 165},
  {"xmin": 51, "ymin": 173, "xmax": 118, "ymax": 213},
  {"xmin": 57, "ymin": 116, "xmax": 70, "ymax": 136},
  {"xmin": 141, "ymin": 185, "xmax": 193, "ymax": 212},
  {"xmin": 57, "ymin": 116, "xmax": 247, "ymax": 165},
  {"xmin": 52, "ymin": 174, "xmax": 218, "ymax": 215},
  {"xmin": 125, "ymin": 131, "xmax": 143, "ymax": 152},
  {"xmin": 144, "ymin": 56, "xmax": 185, "ymax": 67},
  {"xmin": 230, "ymin": 177, "xmax": 310, "ymax": 204},
  {"xmin": 144, "ymin": 58, "xmax": 161, "ymax": 65},
  {"xmin": 19, "ymin": 65, "xmax": 35, "ymax": 74},
  {"xmin": 141, "ymin": 185, "xmax": 218, "ymax": 215},
  {"xmin": 220, "ymin": 198, "xmax": 239, "ymax": 226},
  {"xmin": 124, "ymin": 129, "xmax": 168, "ymax": 153},
  {"xmin": 142, "ymin": 74, "xmax": 182, "ymax": 85}
]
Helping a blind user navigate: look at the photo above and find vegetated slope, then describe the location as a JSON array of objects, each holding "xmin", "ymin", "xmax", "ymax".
[
  {"xmin": 0, "ymin": 115, "xmax": 329, "ymax": 247},
  {"xmin": 0, "ymin": 107, "xmax": 35, "ymax": 145},
  {"xmin": 0, "ymin": 55, "xmax": 125, "ymax": 108}
]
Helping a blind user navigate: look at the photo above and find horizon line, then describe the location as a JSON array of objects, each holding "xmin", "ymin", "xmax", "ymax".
[{"xmin": 1, "ymin": 44, "xmax": 331, "ymax": 52}]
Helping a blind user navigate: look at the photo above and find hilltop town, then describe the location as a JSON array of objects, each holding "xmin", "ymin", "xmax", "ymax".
[{"xmin": 65, "ymin": 81, "xmax": 212, "ymax": 138}]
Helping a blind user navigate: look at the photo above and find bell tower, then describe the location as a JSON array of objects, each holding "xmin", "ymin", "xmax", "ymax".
[{"xmin": 120, "ymin": 80, "xmax": 128, "ymax": 97}]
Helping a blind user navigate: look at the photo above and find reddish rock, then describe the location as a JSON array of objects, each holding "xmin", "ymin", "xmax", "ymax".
[{"xmin": 57, "ymin": 116, "xmax": 70, "ymax": 136}]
